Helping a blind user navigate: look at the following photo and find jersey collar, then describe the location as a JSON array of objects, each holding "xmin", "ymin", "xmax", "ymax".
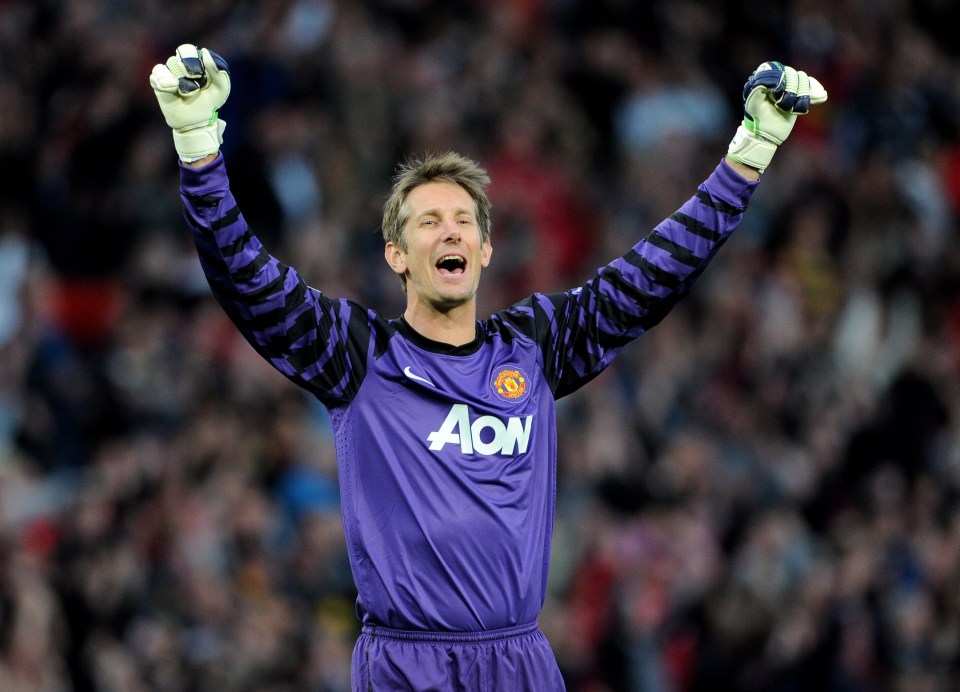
[{"xmin": 395, "ymin": 316, "xmax": 484, "ymax": 356}]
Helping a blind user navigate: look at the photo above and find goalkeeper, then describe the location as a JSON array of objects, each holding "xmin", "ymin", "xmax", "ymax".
[{"xmin": 151, "ymin": 45, "xmax": 826, "ymax": 690}]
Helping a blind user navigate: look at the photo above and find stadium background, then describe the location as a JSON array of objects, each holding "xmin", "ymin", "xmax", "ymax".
[{"xmin": 2, "ymin": 0, "xmax": 960, "ymax": 689}]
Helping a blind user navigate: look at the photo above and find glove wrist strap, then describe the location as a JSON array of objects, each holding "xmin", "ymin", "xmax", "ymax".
[
  {"xmin": 726, "ymin": 124, "xmax": 778, "ymax": 174},
  {"xmin": 173, "ymin": 120, "xmax": 225, "ymax": 162}
]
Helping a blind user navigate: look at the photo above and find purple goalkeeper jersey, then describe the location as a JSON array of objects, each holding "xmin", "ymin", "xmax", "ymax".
[{"xmin": 179, "ymin": 156, "xmax": 757, "ymax": 632}]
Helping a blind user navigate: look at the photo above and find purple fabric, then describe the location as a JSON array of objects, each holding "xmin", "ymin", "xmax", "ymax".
[{"xmin": 351, "ymin": 622, "xmax": 565, "ymax": 691}]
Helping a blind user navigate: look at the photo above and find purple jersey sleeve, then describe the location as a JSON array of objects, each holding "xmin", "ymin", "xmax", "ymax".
[
  {"xmin": 179, "ymin": 155, "xmax": 378, "ymax": 406},
  {"xmin": 495, "ymin": 159, "xmax": 758, "ymax": 399}
]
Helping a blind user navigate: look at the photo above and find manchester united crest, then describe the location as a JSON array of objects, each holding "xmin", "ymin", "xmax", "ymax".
[{"xmin": 493, "ymin": 367, "xmax": 528, "ymax": 402}]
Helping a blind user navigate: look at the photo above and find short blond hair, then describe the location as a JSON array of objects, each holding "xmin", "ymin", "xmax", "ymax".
[{"xmin": 382, "ymin": 152, "xmax": 492, "ymax": 250}]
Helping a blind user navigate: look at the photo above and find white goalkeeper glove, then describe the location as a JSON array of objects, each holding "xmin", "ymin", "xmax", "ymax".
[
  {"xmin": 150, "ymin": 44, "xmax": 231, "ymax": 162},
  {"xmin": 727, "ymin": 61, "xmax": 827, "ymax": 173}
]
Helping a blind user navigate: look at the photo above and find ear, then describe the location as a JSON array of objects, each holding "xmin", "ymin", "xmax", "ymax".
[
  {"xmin": 384, "ymin": 242, "xmax": 407, "ymax": 276},
  {"xmin": 480, "ymin": 240, "xmax": 492, "ymax": 268}
]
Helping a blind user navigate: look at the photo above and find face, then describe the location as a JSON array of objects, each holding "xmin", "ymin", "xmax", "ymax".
[{"xmin": 384, "ymin": 181, "xmax": 492, "ymax": 314}]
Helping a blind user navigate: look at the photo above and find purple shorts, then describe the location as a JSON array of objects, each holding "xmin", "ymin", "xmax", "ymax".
[{"xmin": 351, "ymin": 621, "xmax": 566, "ymax": 691}]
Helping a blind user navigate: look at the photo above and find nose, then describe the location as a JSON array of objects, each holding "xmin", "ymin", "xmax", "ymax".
[{"xmin": 441, "ymin": 218, "xmax": 462, "ymax": 243}]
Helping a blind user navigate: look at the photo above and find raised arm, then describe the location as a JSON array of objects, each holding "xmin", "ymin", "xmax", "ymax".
[
  {"xmin": 149, "ymin": 45, "xmax": 371, "ymax": 406},
  {"xmin": 515, "ymin": 61, "xmax": 827, "ymax": 398}
]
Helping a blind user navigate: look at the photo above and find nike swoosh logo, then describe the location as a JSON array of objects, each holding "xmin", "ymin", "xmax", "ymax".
[{"xmin": 403, "ymin": 366, "xmax": 435, "ymax": 387}]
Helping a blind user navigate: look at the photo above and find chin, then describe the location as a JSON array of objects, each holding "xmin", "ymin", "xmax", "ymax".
[
  {"xmin": 432, "ymin": 297, "xmax": 469, "ymax": 313},
  {"xmin": 431, "ymin": 289, "xmax": 477, "ymax": 312}
]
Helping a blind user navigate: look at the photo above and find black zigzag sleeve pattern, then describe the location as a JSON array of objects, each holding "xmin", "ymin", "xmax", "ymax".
[
  {"xmin": 181, "ymin": 164, "xmax": 371, "ymax": 405},
  {"xmin": 506, "ymin": 162, "xmax": 754, "ymax": 400}
]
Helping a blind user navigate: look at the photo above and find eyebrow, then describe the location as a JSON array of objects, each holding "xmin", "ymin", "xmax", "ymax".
[{"xmin": 415, "ymin": 208, "xmax": 475, "ymax": 221}]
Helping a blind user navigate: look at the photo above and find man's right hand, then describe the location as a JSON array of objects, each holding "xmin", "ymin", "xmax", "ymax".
[{"xmin": 150, "ymin": 44, "xmax": 231, "ymax": 163}]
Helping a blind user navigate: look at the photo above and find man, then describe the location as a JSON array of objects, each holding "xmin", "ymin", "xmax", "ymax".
[{"xmin": 150, "ymin": 44, "xmax": 825, "ymax": 690}]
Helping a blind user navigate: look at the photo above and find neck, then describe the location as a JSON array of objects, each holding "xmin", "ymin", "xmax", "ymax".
[{"xmin": 403, "ymin": 302, "xmax": 477, "ymax": 346}]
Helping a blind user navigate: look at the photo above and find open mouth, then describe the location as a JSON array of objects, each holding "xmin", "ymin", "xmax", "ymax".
[{"xmin": 436, "ymin": 255, "xmax": 466, "ymax": 276}]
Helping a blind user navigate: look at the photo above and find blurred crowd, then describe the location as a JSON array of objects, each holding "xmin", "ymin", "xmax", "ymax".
[{"xmin": 3, "ymin": 0, "xmax": 960, "ymax": 690}]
